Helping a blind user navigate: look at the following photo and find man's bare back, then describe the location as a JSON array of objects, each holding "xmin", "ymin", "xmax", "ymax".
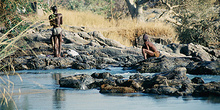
[{"xmin": 142, "ymin": 34, "xmax": 160, "ymax": 59}]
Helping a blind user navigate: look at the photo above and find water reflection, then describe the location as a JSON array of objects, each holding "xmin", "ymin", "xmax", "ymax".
[
  {"xmin": 101, "ymin": 92, "xmax": 220, "ymax": 104},
  {"xmin": 52, "ymin": 73, "xmax": 66, "ymax": 109},
  {"xmin": 52, "ymin": 73, "xmax": 62, "ymax": 85},
  {"xmin": 53, "ymin": 89, "xmax": 65, "ymax": 109}
]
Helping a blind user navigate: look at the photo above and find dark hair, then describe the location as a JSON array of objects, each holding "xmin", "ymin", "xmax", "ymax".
[
  {"xmin": 143, "ymin": 34, "xmax": 149, "ymax": 41},
  {"xmin": 51, "ymin": 6, "xmax": 57, "ymax": 12}
]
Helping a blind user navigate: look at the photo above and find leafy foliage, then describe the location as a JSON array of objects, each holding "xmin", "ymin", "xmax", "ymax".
[
  {"xmin": 159, "ymin": 0, "xmax": 219, "ymax": 47},
  {"xmin": 176, "ymin": 0, "xmax": 219, "ymax": 47},
  {"xmin": 0, "ymin": 0, "xmax": 49, "ymax": 34}
]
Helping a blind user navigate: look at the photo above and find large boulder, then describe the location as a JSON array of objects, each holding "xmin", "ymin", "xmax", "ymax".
[
  {"xmin": 143, "ymin": 67, "xmax": 194, "ymax": 96},
  {"xmin": 186, "ymin": 61, "xmax": 220, "ymax": 75},
  {"xmin": 186, "ymin": 43, "xmax": 219, "ymax": 61},
  {"xmin": 25, "ymin": 57, "xmax": 75, "ymax": 70},
  {"xmin": 100, "ymin": 84, "xmax": 136, "ymax": 93},
  {"xmin": 77, "ymin": 32, "xmax": 93, "ymax": 40},
  {"xmin": 191, "ymin": 77, "xmax": 205, "ymax": 84},
  {"xmin": 131, "ymin": 56, "xmax": 193, "ymax": 73},
  {"xmin": 63, "ymin": 31, "xmax": 89, "ymax": 44},
  {"xmin": 59, "ymin": 74, "xmax": 95, "ymax": 89},
  {"xmin": 100, "ymin": 47, "xmax": 124, "ymax": 57},
  {"xmin": 91, "ymin": 72, "xmax": 112, "ymax": 79},
  {"xmin": 193, "ymin": 82, "xmax": 220, "ymax": 96},
  {"xmin": 92, "ymin": 31, "xmax": 126, "ymax": 48}
]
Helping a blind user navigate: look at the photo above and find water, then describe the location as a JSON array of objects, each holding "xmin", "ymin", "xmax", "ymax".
[{"xmin": 0, "ymin": 67, "xmax": 220, "ymax": 110}]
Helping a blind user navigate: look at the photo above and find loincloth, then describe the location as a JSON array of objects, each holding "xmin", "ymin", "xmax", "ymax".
[
  {"xmin": 154, "ymin": 51, "xmax": 160, "ymax": 57},
  {"xmin": 52, "ymin": 27, "xmax": 62, "ymax": 36}
]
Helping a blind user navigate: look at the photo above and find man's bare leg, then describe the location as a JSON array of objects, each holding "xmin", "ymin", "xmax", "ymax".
[
  {"xmin": 143, "ymin": 49, "xmax": 155, "ymax": 59},
  {"xmin": 58, "ymin": 33, "xmax": 62, "ymax": 57},
  {"xmin": 54, "ymin": 36, "xmax": 59, "ymax": 57}
]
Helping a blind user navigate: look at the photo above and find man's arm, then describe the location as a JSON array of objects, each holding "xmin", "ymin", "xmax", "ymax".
[
  {"xmin": 49, "ymin": 15, "xmax": 53, "ymax": 26},
  {"xmin": 142, "ymin": 47, "xmax": 147, "ymax": 60},
  {"xmin": 60, "ymin": 14, "xmax": 63, "ymax": 25}
]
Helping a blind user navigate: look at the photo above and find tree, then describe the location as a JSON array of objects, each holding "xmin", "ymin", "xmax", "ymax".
[
  {"xmin": 124, "ymin": 0, "xmax": 150, "ymax": 20},
  {"xmin": 158, "ymin": 0, "xmax": 219, "ymax": 46}
]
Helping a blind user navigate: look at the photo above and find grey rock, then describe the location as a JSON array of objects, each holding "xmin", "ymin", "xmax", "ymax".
[
  {"xmin": 191, "ymin": 77, "xmax": 205, "ymax": 84},
  {"xmin": 59, "ymin": 74, "xmax": 95, "ymax": 89},
  {"xmin": 186, "ymin": 61, "xmax": 220, "ymax": 75}
]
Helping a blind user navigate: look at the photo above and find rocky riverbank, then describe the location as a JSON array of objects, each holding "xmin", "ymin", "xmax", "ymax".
[
  {"xmin": 1, "ymin": 26, "xmax": 219, "ymax": 97},
  {"xmin": 1, "ymin": 26, "xmax": 219, "ymax": 75}
]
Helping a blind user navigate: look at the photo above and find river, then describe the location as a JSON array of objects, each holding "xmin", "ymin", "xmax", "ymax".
[{"xmin": 0, "ymin": 67, "xmax": 220, "ymax": 110}]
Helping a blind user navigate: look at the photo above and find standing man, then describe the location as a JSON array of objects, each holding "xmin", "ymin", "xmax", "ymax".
[
  {"xmin": 142, "ymin": 34, "xmax": 160, "ymax": 59},
  {"xmin": 49, "ymin": 6, "xmax": 63, "ymax": 57}
]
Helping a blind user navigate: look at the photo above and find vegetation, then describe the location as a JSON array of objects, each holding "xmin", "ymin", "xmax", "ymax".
[
  {"xmin": 55, "ymin": 0, "xmax": 219, "ymax": 47},
  {"xmin": 176, "ymin": 0, "xmax": 219, "ymax": 47},
  {"xmin": 58, "ymin": 9, "xmax": 177, "ymax": 46},
  {"xmin": 0, "ymin": 0, "xmax": 45, "ymax": 108},
  {"xmin": 157, "ymin": 0, "xmax": 219, "ymax": 47},
  {"xmin": 1, "ymin": 0, "xmax": 219, "ymax": 47}
]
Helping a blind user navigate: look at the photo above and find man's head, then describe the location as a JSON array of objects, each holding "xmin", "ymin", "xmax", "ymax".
[
  {"xmin": 51, "ymin": 6, "xmax": 57, "ymax": 13},
  {"xmin": 143, "ymin": 34, "xmax": 149, "ymax": 42}
]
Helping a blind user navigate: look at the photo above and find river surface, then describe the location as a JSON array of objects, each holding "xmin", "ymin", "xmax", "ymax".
[{"xmin": 0, "ymin": 67, "xmax": 220, "ymax": 110}]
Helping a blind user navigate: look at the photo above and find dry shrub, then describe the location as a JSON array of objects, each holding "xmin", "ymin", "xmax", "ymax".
[{"xmin": 101, "ymin": 20, "xmax": 177, "ymax": 46}]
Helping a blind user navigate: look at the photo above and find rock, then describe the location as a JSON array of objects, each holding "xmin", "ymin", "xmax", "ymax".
[
  {"xmin": 161, "ymin": 67, "xmax": 190, "ymax": 83},
  {"xmin": 92, "ymin": 31, "xmax": 126, "ymax": 48},
  {"xmin": 142, "ymin": 67, "xmax": 196, "ymax": 96},
  {"xmin": 77, "ymin": 32, "xmax": 93, "ymax": 40},
  {"xmin": 27, "ymin": 32, "xmax": 49, "ymax": 43},
  {"xmin": 64, "ymin": 32, "xmax": 89, "ymax": 44},
  {"xmin": 145, "ymin": 86, "xmax": 179, "ymax": 95},
  {"xmin": 44, "ymin": 65, "xmax": 55, "ymax": 70},
  {"xmin": 132, "ymin": 56, "xmax": 193, "ymax": 73},
  {"xmin": 187, "ymin": 43, "xmax": 214, "ymax": 61},
  {"xmin": 100, "ymin": 84, "xmax": 136, "ymax": 93},
  {"xmin": 186, "ymin": 61, "xmax": 220, "ymax": 75},
  {"xmin": 100, "ymin": 47, "xmax": 124, "ymax": 57},
  {"xmin": 66, "ymin": 49, "xmax": 79, "ymax": 57},
  {"xmin": 88, "ymin": 40, "xmax": 101, "ymax": 46},
  {"xmin": 15, "ymin": 64, "xmax": 29, "ymax": 70},
  {"xmin": 72, "ymin": 62, "xmax": 91, "ymax": 70},
  {"xmin": 129, "ymin": 73, "xmax": 147, "ymax": 81},
  {"xmin": 93, "ymin": 31, "xmax": 106, "ymax": 43},
  {"xmin": 69, "ymin": 26, "xmax": 86, "ymax": 31},
  {"xmin": 193, "ymin": 82, "xmax": 220, "ymax": 96},
  {"xmin": 59, "ymin": 74, "xmax": 95, "ymax": 89},
  {"xmin": 56, "ymin": 71, "xmax": 220, "ymax": 97},
  {"xmin": 142, "ymin": 75, "xmax": 168, "ymax": 89},
  {"xmin": 118, "ymin": 79, "xmax": 143, "ymax": 91},
  {"xmin": 91, "ymin": 72, "xmax": 112, "ymax": 79},
  {"xmin": 191, "ymin": 77, "xmax": 205, "ymax": 84},
  {"xmin": 104, "ymin": 38, "xmax": 126, "ymax": 48}
]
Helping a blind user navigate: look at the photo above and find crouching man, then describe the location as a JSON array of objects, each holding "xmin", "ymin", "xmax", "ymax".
[{"xmin": 142, "ymin": 34, "xmax": 160, "ymax": 59}]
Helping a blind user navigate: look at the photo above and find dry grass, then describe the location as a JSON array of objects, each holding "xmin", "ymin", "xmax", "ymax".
[
  {"xmin": 0, "ymin": 18, "xmax": 41, "ymax": 108},
  {"xmin": 30, "ymin": 8, "xmax": 178, "ymax": 46}
]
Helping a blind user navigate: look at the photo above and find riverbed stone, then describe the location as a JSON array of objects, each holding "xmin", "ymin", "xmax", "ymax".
[
  {"xmin": 186, "ymin": 61, "xmax": 220, "ymax": 75},
  {"xmin": 59, "ymin": 74, "xmax": 95, "ymax": 89},
  {"xmin": 192, "ymin": 82, "xmax": 220, "ymax": 96},
  {"xmin": 191, "ymin": 77, "xmax": 205, "ymax": 84},
  {"xmin": 132, "ymin": 56, "xmax": 193, "ymax": 73},
  {"xmin": 100, "ymin": 84, "xmax": 136, "ymax": 93}
]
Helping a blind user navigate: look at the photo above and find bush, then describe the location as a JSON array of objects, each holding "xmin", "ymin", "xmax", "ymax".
[{"xmin": 176, "ymin": 0, "xmax": 219, "ymax": 47}]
